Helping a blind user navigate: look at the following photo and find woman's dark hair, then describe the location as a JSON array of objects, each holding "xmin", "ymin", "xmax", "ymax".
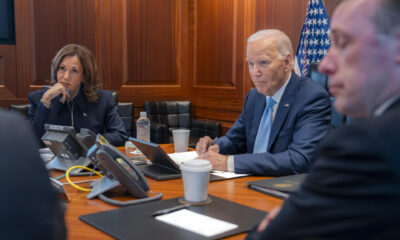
[{"xmin": 51, "ymin": 44, "xmax": 101, "ymax": 102}]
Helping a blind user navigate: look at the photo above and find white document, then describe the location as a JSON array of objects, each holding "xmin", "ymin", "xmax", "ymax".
[
  {"xmin": 168, "ymin": 151, "xmax": 198, "ymax": 165},
  {"xmin": 211, "ymin": 171, "xmax": 249, "ymax": 179},
  {"xmin": 168, "ymin": 152, "xmax": 249, "ymax": 179},
  {"xmin": 156, "ymin": 209, "xmax": 238, "ymax": 237}
]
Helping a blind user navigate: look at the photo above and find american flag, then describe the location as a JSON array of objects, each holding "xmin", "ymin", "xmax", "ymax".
[{"xmin": 294, "ymin": 0, "xmax": 331, "ymax": 77}]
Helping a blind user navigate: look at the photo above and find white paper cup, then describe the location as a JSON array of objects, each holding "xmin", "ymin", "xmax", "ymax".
[
  {"xmin": 172, "ymin": 129, "xmax": 190, "ymax": 152},
  {"xmin": 125, "ymin": 141, "xmax": 136, "ymax": 156},
  {"xmin": 180, "ymin": 159, "xmax": 212, "ymax": 202}
]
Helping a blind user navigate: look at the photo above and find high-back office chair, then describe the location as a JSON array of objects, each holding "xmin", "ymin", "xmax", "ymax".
[
  {"xmin": 144, "ymin": 100, "xmax": 221, "ymax": 147},
  {"xmin": 111, "ymin": 90, "xmax": 135, "ymax": 137},
  {"xmin": 117, "ymin": 102, "xmax": 135, "ymax": 137},
  {"xmin": 9, "ymin": 104, "xmax": 30, "ymax": 119},
  {"xmin": 308, "ymin": 62, "xmax": 347, "ymax": 128}
]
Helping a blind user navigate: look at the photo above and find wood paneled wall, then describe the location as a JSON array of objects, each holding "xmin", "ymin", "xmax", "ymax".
[{"xmin": 1, "ymin": 0, "xmax": 341, "ymax": 134}]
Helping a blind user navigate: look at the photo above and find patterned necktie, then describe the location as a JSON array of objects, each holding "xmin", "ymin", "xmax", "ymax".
[{"xmin": 253, "ymin": 97, "xmax": 276, "ymax": 153}]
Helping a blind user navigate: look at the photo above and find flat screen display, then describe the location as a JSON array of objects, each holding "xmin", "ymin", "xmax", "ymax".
[{"xmin": 0, "ymin": 0, "xmax": 15, "ymax": 44}]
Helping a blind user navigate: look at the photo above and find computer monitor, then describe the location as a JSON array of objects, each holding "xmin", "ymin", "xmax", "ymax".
[{"xmin": 42, "ymin": 124, "xmax": 95, "ymax": 173}]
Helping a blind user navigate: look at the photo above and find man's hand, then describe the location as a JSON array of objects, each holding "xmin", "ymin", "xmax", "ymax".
[
  {"xmin": 257, "ymin": 206, "xmax": 282, "ymax": 232},
  {"xmin": 198, "ymin": 150, "xmax": 228, "ymax": 171},
  {"xmin": 196, "ymin": 136, "xmax": 214, "ymax": 154}
]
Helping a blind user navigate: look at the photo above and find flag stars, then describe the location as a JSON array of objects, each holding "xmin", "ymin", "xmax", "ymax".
[{"xmin": 296, "ymin": 0, "xmax": 330, "ymax": 77}]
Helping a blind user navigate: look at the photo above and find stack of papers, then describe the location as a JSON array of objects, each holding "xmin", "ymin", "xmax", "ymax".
[
  {"xmin": 168, "ymin": 151, "xmax": 249, "ymax": 180},
  {"xmin": 168, "ymin": 151, "xmax": 199, "ymax": 165}
]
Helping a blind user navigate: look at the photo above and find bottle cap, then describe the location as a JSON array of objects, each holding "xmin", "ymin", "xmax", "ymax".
[{"xmin": 140, "ymin": 111, "xmax": 147, "ymax": 117}]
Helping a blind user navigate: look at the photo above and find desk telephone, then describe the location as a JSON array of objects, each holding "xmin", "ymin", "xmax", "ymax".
[
  {"xmin": 42, "ymin": 124, "xmax": 96, "ymax": 174},
  {"xmin": 86, "ymin": 135, "xmax": 163, "ymax": 206}
]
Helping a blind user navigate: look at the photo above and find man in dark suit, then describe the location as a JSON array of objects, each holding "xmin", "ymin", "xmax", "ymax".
[
  {"xmin": 247, "ymin": 0, "xmax": 400, "ymax": 238},
  {"xmin": 196, "ymin": 29, "xmax": 331, "ymax": 176},
  {"xmin": 0, "ymin": 109, "xmax": 66, "ymax": 239}
]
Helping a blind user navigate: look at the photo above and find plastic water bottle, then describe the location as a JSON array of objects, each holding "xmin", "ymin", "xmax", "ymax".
[{"xmin": 136, "ymin": 111, "xmax": 150, "ymax": 142}]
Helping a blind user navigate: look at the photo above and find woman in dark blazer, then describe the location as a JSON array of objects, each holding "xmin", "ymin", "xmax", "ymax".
[{"xmin": 28, "ymin": 44, "xmax": 127, "ymax": 147}]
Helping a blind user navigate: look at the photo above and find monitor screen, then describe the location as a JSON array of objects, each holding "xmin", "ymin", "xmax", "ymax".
[{"xmin": 0, "ymin": 0, "xmax": 15, "ymax": 44}]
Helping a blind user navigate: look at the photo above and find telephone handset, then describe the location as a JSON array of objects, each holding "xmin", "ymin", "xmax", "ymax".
[{"xmin": 87, "ymin": 135, "xmax": 162, "ymax": 206}]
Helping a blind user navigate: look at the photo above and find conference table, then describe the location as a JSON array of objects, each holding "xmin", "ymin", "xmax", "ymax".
[{"xmin": 56, "ymin": 144, "xmax": 284, "ymax": 240}]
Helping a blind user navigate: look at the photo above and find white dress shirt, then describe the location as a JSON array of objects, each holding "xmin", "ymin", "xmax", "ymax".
[{"xmin": 226, "ymin": 73, "xmax": 292, "ymax": 172}]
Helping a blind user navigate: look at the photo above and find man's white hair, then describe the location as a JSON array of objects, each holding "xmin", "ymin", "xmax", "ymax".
[{"xmin": 248, "ymin": 29, "xmax": 294, "ymax": 61}]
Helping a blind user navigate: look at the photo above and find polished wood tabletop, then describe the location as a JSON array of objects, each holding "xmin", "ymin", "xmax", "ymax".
[{"xmin": 57, "ymin": 144, "xmax": 284, "ymax": 240}]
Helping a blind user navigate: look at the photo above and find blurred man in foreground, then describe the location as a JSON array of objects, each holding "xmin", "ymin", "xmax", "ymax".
[{"xmin": 0, "ymin": 109, "xmax": 66, "ymax": 239}]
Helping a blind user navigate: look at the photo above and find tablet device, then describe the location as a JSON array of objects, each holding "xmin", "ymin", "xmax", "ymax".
[
  {"xmin": 129, "ymin": 138, "xmax": 181, "ymax": 180},
  {"xmin": 129, "ymin": 138, "xmax": 248, "ymax": 182}
]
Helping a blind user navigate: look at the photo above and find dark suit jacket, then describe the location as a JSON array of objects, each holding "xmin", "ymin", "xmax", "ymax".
[
  {"xmin": 28, "ymin": 86, "xmax": 127, "ymax": 147},
  {"xmin": 0, "ymin": 109, "xmax": 66, "ymax": 239},
  {"xmin": 217, "ymin": 73, "xmax": 331, "ymax": 175},
  {"xmin": 247, "ymin": 99, "xmax": 400, "ymax": 239}
]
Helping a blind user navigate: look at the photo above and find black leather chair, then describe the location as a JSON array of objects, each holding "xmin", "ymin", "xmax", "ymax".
[
  {"xmin": 117, "ymin": 102, "xmax": 135, "ymax": 137},
  {"xmin": 144, "ymin": 101, "xmax": 220, "ymax": 147},
  {"xmin": 308, "ymin": 62, "xmax": 347, "ymax": 128},
  {"xmin": 9, "ymin": 104, "xmax": 30, "ymax": 119},
  {"xmin": 111, "ymin": 90, "xmax": 135, "ymax": 137}
]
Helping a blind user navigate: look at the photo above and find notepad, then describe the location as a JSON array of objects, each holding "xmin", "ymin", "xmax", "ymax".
[
  {"xmin": 168, "ymin": 151, "xmax": 199, "ymax": 165},
  {"xmin": 168, "ymin": 152, "xmax": 249, "ymax": 180},
  {"xmin": 211, "ymin": 171, "xmax": 249, "ymax": 179},
  {"xmin": 156, "ymin": 209, "xmax": 238, "ymax": 237}
]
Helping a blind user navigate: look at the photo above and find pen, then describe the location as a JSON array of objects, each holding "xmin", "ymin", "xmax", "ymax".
[
  {"xmin": 208, "ymin": 137, "xmax": 218, "ymax": 150},
  {"xmin": 152, "ymin": 204, "xmax": 190, "ymax": 217}
]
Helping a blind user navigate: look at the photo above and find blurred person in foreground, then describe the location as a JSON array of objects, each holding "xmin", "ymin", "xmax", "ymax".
[
  {"xmin": 28, "ymin": 44, "xmax": 127, "ymax": 147},
  {"xmin": 0, "ymin": 109, "xmax": 66, "ymax": 239},
  {"xmin": 247, "ymin": 0, "xmax": 400, "ymax": 239}
]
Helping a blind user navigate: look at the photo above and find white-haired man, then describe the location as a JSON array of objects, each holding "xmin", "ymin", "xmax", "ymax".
[{"xmin": 196, "ymin": 29, "xmax": 331, "ymax": 176}]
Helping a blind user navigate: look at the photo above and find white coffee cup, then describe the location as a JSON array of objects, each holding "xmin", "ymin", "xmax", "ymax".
[
  {"xmin": 180, "ymin": 159, "xmax": 212, "ymax": 202},
  {"xmin": 172, "ymin": 129, "xmax": 190, "ymax": 152}
]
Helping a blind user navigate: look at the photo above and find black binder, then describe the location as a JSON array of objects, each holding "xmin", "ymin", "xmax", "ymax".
[
  {"xmin": 248, "ymin": 174, "xmax": 307, "ymax": 199},
  {"xmin": 80, "ymin": 195, "xmax": 266, "ymax": 240}
]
